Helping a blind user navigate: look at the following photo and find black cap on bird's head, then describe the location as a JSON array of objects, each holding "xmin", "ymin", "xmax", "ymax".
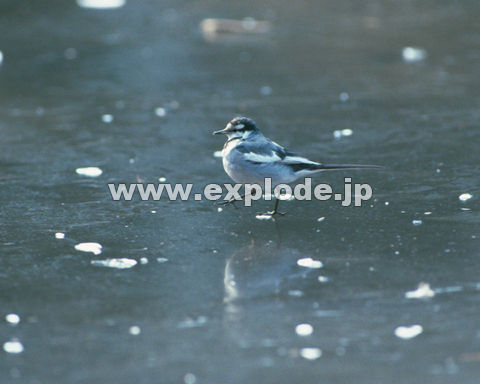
[{"xmin": 213, "ymin": 117, "xmax": 259, "ymax": 135}]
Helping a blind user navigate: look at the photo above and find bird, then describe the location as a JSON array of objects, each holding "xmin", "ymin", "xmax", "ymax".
[{"xmin": 213, "ymin": 117, "xmax": 381, "ymax": 216}]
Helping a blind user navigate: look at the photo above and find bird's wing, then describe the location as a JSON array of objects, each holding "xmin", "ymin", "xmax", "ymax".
[
  {"xmin": 235, "ymin": 141, "xmax": 286, "ymax": 164},
  {"xmin": 236, "ymin": 140, "xmax": 321, "ymax": 171}
]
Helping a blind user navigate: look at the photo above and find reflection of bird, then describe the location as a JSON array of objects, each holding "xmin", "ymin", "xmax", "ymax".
[
  {"xmin": 223, "ymin": 240, "xmax": 311, "ymax": 304},
  {"xmin": 214, "ymin": 117, "xmax": 381, "ymax": 215}
]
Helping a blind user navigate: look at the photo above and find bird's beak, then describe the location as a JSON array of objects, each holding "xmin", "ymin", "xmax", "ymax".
[
  {"xmin": 213, "ymin": 123, "xmax": 233, "ymax": 135},
  {"xmin": 213, "ymin": 128, "xmax": 227, "ymax": 135}
]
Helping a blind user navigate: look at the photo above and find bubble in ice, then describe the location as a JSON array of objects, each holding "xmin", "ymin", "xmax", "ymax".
[
  {"xmin": 55, "ymin": 232, "xmax": 65, "ymax": 239},
  {"xmin": 295, "ymin": 323, "xmax": 314, "ymax": 336},
  {"xmin": 129, "ymin": 325, "xmax": 141, "ymax": 335},
  {"xmin": 300, "ymin": 347, "xmax": 322, "ymax": 360},
  {"xmin": 5, "ymin": 313, "xmax": 20, "ymax": 325},
  {"xmin": 64, "ymin": 47, "xmax": 77, "ymax": 60},
  {"xmin": 77, "ymin": 0, "xmax": 126, "ymax": 9},
  {"xmin": 394, "ymin": 324, "xmax": 423, "ymax": 339},
  {"xmin": 213, "ymin": 150, "xmax": 223, "ymax": 158},
  {"xmin": 412, "ymin": 219, "xmax": 422, "ymax": 226},
  {"xmin": 76, "ymin": 166, "xmax": 103, "ymax": 177},
  {"xmin": 317, "ymin": 217, "xmax": 325, "ymax": 222},
  {"xmin": 405, "ymin": 282, "xmax": 435, "ymax": 299},
  {"xmin": 158, "ymin": 177, "xmax": 167, "ymax": 182},
  {"xmin": 140, "ymin": 257, "xmax": 149, "ymax": 265},
  {"xmin": 157, "ymin": 257, "xmax": 169, "ymax": 263},
  {"xmin": 339, "ymin": 92, "xmax": 349, "ymax": 102},
  {"xmin": 91, "ymin": 258, "xmax": 137, "ymax": 269},
  {"xmin": 75, "ymin": 242, "xmax": 102, "ymax": 255},
  {"xmin": 101, "ymin": 114, "xmax": 114, "ymax": 123},
  {"xmin": 184, "ymin": 373, "xmax": 197, "ymax": 384},
  {"xmin": 318, "ymin": 275, "xmax": 329, "ymax": 283},
  {"xmin": 402, "ymin": 47, "xmax": 427, "ymax": 63},
  {"xmin": 260, "ymin": 85, "xmax": 272, "ymax": 96},
  {"xmin": 217, "ymin": 207, "xmax": 223, "ymax": 212},
  {"xmin": 0, "ymin": 51, "xmax": 3, "ymax": 65},
  {"xmin": 177, "ymin": 316, "xmax": 207, "ymax": 329},
  {"xmin": 288, "ymin": 290, "xmax": 304, "ymax": 297},
  {"xmin": 155, "ymin": 107, "xmax": 166, "ymax": 117},
  {"xmin": 459, "ymin": 193, "xmax": 472, "ymax": 202},
  {"xmin": 3, "ymin": 339, "xmax": 24, "ymax": 354},
  {"xmin": 297, "ymin": 257, "xmax": 323, "ymax": 269}
]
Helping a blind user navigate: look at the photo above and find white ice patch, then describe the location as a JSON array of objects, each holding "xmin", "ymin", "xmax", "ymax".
[
  {"xmin": 90, "ymin": 258, "xmax": 137, "ymax": 269},
  {"xmin": 3, "ymin": 339, "xmax": 24, "ymax": 354},
  {"xmin": 76, "ymin": 167, "xmax": 103, "ymax": 177},
  {"xmin": 155, "ymin": 107, "xmax": 166, "ymax": 117},
  {"xmin": 77, "ymin": 0, "xmax": 126, "ymax": 9},
  {"xmin": 5, "ymin": 314, "xmax": 20, "ymax": 325},
  {"xmin": 412, "ymin": 219, "xmax": 423, "ymax": 226},
  {"xmin": 405, "ymin": 282, "xmax": 435, "ymax": 299},
  {"xmin": 402, "ymin": 47, "xmax": 427, "ymax": 63},
  {"xmin": 177, "ymin": 316, "xmax": 207, "ymax": 329},
  {"xmin": 55, "ymin": 232, "xmax": 65, "ymax": 239},
  {"xmin": 300, "ymin": 347, "xmax": 322, "ymax": 360},
  {"xmin": 129, "ymin": 325, "xmax": 141, "ymax": 335},
  {"xmin": 255, "ymin": 214, "xmax": 273, "ymax": 220},
  {"xmin": 101, "ymin": 114, "xmax": 114, "ymax": 123},
  {"xmin": 297, "ymin": 257, "xmax": 323, "ymax": 269},
  {"xmin": 459, "ymin": 193, "xmax": 472, "ymax": 202},
  {"xmin": 394, "ymin": 324, "xmax": 423, "ymax": 339},
  {"xmin": 295, "ymin": 323, "xmax": 314, "ymax": 336},
  {"xmin": 333, "ymin": 129, "xmax": 354, "ymax": 139},
  {"xmin": 75, "ymin": 242, "xmax": 102, "ymax": 255}
]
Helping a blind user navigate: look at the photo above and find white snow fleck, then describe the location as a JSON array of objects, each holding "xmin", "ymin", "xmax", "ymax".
[
  {"xmin": 3, "ymin": 339, "xmax": 24, "ymax": 354},
  {"xmin": 101, "ymin": 114, "xmax": 114, "ymax": 123},
  {"xmin": 77, "ymin": 0, "xmax": 125, "ymax": 9},
  {"xmin": 300, "ymin": 347, "xmax": 322, "ymax": 360},
  {"xmin": 405, "ymin": 282, "xmax": 435, "ymax": 299},
  {"xmin": 129, "ymin": 325, "xmax": 141, "ymax": 335},
  {"xmin": 90, "ymin": 258, "xmax": 137, "ymax": 269},
  {"xmin": 297, "ymin": 257, "xmax": 323, "ymax": 269},
  {"xmin": 75, "ymin": 242, "xmax": 102, "ymax": 255},
  {"xmin": 155, "ymin": 107, "xmax": 167, "ymax": 117},
  {"xmin": 402, "ymin": 47, "xmax": 427, "ymax": 63},
  {"xmin": 295, "ymin": 323, "xmax": 314, "ymax": 336},
  {"xmin": 75, "ymin": 167, "xmax": 103, "ymax": 177},
  {"xmin": 459, "ymin": 193, "xmax": 472, "ymax": 202},
  {"xmin": 395, "ymin": 324, "xmax": 423, "ymax": 339},
  {"xmin": 5, "ymin": 314, "xmax": 20, "ymax": 325}
]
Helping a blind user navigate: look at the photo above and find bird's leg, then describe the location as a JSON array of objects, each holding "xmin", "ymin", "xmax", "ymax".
[
  {"xmin": 262, "ymin": 198, "xmax": 286, "ymax": 216},
  {"xmin": 217, "ymin": 193, "xmax": 246, "ymax": 208}
]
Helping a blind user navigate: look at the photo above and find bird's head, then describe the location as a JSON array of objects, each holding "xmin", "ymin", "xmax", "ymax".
[{"xmin": 213, "ymin": 117, "xmax": 259, "ymax": 140}]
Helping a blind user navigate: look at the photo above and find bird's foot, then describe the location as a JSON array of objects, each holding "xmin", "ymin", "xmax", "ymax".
[
  {"xmin": 258, "ymin": 210, "xmax": 286, "ymax": 217},
  {"xmin": 216, "ymin": 197, "xmax": 241, "ymax": 209}
]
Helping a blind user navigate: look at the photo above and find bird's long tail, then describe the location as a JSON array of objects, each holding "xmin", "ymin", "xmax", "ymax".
[{"xmin": 316, "ymin": 163, "xmax": 383, "ymax": 171}]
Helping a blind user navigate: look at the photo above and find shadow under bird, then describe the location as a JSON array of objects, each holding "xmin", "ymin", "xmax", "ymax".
[{"xmin": 213, "ymin": 117, "xmax": 382, "ymax": 216}]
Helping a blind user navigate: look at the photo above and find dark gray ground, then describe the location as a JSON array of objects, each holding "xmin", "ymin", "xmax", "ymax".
[{"xmin": 1, "ymin": 1, "xmax": 480, "ymax": 383}]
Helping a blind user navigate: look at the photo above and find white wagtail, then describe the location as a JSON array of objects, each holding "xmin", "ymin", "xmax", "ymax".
[{"xmin": 214, "ymin": 117, "xmax": 381, "ymax": 216}]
